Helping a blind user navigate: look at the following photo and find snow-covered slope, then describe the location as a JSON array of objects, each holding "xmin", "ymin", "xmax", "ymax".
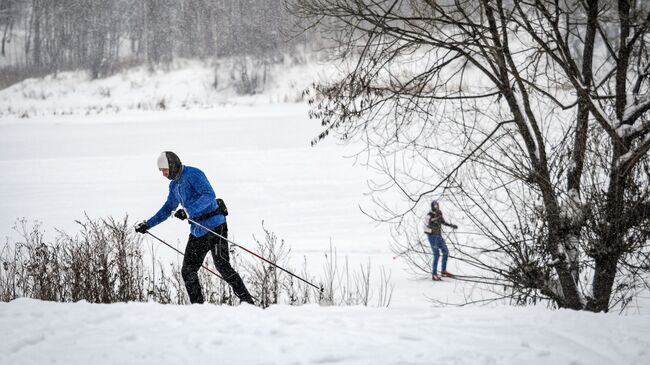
[
  {"xmin": 0, "ymin": 58, "xmax": 331, "ymax": 118},
  {"xmin": 1, "ymin": 298, "xmax": 648, "ymax": 365}
]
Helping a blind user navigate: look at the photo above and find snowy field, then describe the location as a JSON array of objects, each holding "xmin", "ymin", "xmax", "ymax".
[{"xmin": 1, "ymin": 64, "xmax": 649, "ymax": 364}]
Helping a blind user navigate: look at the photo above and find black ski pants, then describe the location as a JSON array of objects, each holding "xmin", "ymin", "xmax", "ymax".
[{"xmin": 181, "ymin": 223, "xmax": 252, "ymax": 304}]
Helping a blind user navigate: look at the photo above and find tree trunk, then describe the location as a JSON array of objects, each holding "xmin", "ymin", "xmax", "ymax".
[
  {"xmin": 32, "ymin": 0, "xmax": 41, "ymax": 67},
  {"xmin": 588, "ymin": 256, "xmax": 618, "ymax": 312}
]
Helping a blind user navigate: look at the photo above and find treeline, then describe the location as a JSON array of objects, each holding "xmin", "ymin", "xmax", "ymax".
[{"xmin": 0, "ymin": 0, "xmax": 301, "ymax": 79}]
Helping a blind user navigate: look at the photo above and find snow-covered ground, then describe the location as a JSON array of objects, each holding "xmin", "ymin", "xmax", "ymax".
[
  {"xmin": 1, "ymin": 61, "xmax": 649, "ymax": 364},
  {"xmin": 0, "ymin": 58, "xmax": 330, "ymax": 118},
  {"xmin": 2, "ymin": 298, "xmax": 649, "ymax": 365}
]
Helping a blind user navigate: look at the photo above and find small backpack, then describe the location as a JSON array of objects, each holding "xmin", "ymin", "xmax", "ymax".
[{"xmin": 216, "ymin": 198, "xmax": 228, "ymax": 216}]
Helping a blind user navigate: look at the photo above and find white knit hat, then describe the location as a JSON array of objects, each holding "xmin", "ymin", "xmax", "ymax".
[{"xmin": 157, "ymin": 152, "xmax": 169, "ymax": 169}]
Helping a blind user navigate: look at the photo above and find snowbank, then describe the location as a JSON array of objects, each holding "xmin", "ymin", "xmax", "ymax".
[
  {"xmin": 1, "ymin": 298, "xmax": 648, "ymax": 365},
  {"xmin": 0, "ymin": 58, "xmax": 333, "ymax": 118}
]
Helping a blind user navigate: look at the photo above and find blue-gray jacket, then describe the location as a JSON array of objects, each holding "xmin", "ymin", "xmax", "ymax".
[{"xmin": 146, "ymin": 166, "xmax": 225, "ymax": 237}]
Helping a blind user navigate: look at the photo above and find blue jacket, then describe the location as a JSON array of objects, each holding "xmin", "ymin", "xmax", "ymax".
[{"xmin": 146, "ymin": 166, "xmax": 225, "ymax": 237}]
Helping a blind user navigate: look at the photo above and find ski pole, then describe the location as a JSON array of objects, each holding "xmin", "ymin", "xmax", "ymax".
[
  {"xmin": 145, "ymin": 231, "xmax": 223, "ymax": 279},
  {"xmin": 188, "ymin": 218, "xmax": 323, "ymax": 292}
]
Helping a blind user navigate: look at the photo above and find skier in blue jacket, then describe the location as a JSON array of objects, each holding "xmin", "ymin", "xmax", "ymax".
[{"xmin": 135, "ymin": 151, "xmax": 254, "ymax": 304}]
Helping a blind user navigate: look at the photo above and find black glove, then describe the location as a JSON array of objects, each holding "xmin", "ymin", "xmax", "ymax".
[
  {"xmin": 174, "ymin": 209, "xmax": 188, "ymax": 220},
  {"xmin": 451, "ymin": 224, "xmax": 459, "ymax": 230},
  {"xmin": 135, "ymin": 222, "xmax": 149, "ymax": 234}
]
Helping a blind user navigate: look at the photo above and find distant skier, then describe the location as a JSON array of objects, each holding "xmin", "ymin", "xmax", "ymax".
[
  {"xmin": 135, "ymin": 151, "xmax": 254, "ymax": 305},
  {"xmin": 425, "ymin": 200, "xmax": 458, "ymax": 281}
]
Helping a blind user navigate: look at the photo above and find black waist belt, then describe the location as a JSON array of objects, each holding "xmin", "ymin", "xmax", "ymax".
[
  {"xmin": 192, "ymin": 209, "xmax": 221, "ymax": 222},
  {"xmin": 191, "ymin": 198, "xmax": 228, "ymax": 222}
]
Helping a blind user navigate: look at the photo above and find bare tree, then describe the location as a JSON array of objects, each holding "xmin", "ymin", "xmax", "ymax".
[
  {"xmin": 288, "ymin": 0, "xmax": 650, "ymax": 312},
  {"xmin": 0, "ymin": 0, "xmax": 17, "ymax": 57}
]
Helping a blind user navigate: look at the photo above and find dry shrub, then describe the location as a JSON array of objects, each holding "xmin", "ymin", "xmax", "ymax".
[{"xmin": 1, "ymin": 215, "xmax": 393, "ymax": 307}]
